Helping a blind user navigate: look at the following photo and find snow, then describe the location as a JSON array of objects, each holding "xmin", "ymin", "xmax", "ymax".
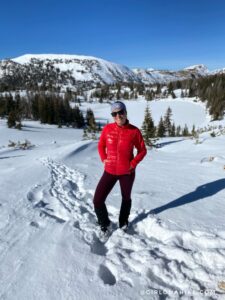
[
  {"xmin": 132, "ymin": 68, "xmax": 177, "ymax": 84},
  {"xmin": 132, "ymin": 64, "xmax": 210, "ymax": 84},
  {"xmin": 11, "ymin": 54, "xmax": 138, "ymax": 85},
  {"xmin": 78, "ymin": 97, "xmax": 207, "ymax": 130},
  {"xmin": 12, "ymin": 54, "xmax": 104, "ymax": 64},
  {"xmin": 0, "ymin": 97, "xmax": 225, "ymax": 299},
  {"xmin": 8, "ymin": 54, "xmax": 214, "ymax": 86},
  {"xmin": 184, "ymin": 64, "xmax": 209, "ymax": 74}
]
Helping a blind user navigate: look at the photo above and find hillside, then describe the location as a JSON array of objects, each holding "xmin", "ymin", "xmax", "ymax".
[
  {"xmin": 0, "ymin": 98, "xmax": 225, "ymax": 299},
  {"xmin": 132, "ymin": 64, "xmax": 209, "ymax": 84},
  {"xmin": 0, "ymin": 54, "xmax": 219, "ymax": 92},
  {"xmin": 0, "ymin": 54, "xmax": 140, "ymax": 92}
]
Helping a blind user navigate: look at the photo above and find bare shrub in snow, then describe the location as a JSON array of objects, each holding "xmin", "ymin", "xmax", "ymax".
[{"xmin": 8, "ymin": 139, "xmax": 34, "ymax": 150}]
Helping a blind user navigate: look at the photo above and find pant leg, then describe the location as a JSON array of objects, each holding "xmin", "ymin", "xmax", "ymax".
[
  {"xmin": 93, "ymin": 171, "xmax": 118, "ymax": 209},
  {"xmin": 118, "ymin": 172, "xmax": 135, "ymax": 227},
  {"xmin": 119, "ymin": 172, "xmax": 135, "ymax": 202}
]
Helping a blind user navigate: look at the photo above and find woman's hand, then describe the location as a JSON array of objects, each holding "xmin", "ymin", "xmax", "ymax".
[
  {"xmin": 129, "ymin": 165, "xmax": 135, "ymax": 173},
  {"xmin": 103, "ymin": 159, "xmax": 109, "ymax": 165}
]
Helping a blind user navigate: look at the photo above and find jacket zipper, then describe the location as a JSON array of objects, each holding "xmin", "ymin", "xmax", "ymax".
[{"xmin": 116, "ymin": 128, "xmax": 121, "ymax": 174}]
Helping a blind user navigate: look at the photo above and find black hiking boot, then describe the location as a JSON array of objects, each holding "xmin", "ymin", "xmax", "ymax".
[
  {"xmin": 119, "ymin": 200, "xmax": 131, "ymax": 230},
  {"xmin": 95, "ymin": 203, "xmax": 111, "ymax": 233}
]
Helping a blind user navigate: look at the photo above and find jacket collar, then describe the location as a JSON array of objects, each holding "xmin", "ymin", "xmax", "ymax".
[{"xmin": 114, "ymin": 119, "xmax": 130, "ymax": 129}]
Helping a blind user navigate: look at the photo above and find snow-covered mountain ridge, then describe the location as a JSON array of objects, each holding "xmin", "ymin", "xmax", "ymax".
[
  {"xmin": 133, "ymin": 64, "xmax": 210, "ymax": 84},
  {"xmin": 0, "ymin": 54, "xmax": 224, "ymax": 89},
  {"xmin": 0, "ymin": 54, "xmax": 140, "ymax": 89}
]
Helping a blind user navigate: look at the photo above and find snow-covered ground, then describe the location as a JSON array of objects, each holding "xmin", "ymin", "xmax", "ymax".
[
  {"xmin": 79, "ymin": 97, "xmax": 208, "ymax": 129},
  {"xmin": 0, "ymin": 98, "xmax": 225, "ymax": 299}
]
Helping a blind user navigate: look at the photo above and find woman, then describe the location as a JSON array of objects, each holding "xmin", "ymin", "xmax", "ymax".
[{"xmin": 93, "ymin": 101, "xmax": 147, "ymax": 233}]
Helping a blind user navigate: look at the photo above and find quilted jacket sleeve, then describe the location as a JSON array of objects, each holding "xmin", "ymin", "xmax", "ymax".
[
  {"xmin": 98, "ymin": 125, "xmax": 107, "ymax": 162},
  {"xmin": 130, "ymin": 128, "xmax": 147, "ymax": 168}
]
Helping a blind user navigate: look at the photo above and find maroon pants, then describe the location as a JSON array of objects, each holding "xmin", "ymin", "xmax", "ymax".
[{"xmin": 93, "ymin": 171, "xmax": 135, "ymax": 209}]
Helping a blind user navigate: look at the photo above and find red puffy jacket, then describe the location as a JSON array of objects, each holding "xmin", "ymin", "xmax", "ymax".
[{"xmin": 98, "ymin": 121, "xmax": 147, "ymax": 175}]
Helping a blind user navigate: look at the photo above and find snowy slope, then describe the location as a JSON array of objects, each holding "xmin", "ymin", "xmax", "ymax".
[
  {"xmin": 0, "ymin": 98, "xmax": 225, "ymax": 299},
  {"xmin": 133, "ymin": 64, "xmax": 209, "ymax": 84},
  {"xmin": 211, "ymin": 67, "xmax": 225, "ymax": 75},
  {"xmin": 11, "ymin": 54, "xmax": 140, "ymax": 85},
  {"xmin": 0, "ymin": 54, "xmax": 221, "ymax": 89}
]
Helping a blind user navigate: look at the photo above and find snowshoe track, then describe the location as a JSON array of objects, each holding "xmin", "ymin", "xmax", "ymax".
[
  {"xmin": 28, "ymin": 158, "xmax": 93, "ymax": 223},
  {"xmin": 26, "ymin": 158, "xmax": 225, "ymax": 298}
]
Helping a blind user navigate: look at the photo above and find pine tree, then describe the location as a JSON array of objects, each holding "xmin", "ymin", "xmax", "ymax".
[
  {"xmin": 156, "ymin": 83, "xmax": 161, "ymax": 95},
  {"xmin": 71, "ymin": 106, "xmax": 84, "ymax": 128},
  {"xmin": 181, "ymin": 90, "xmax": 185, "ymax": 98},
  {"xmin": 123, "ymin": 91, "xmax": 129, "ymax": 100},
  {"xmin": 0, "ymin": 95, "xmax": 6, "ymax": 117},
  {"xmin": 137, "ymin": 84, "xmax": 145, "ymax": 96},
  {"xmin": 163, "ymin": 89, "xmax": 167, "ymax": 98},
  {"xmin": 15, "ymin": 93, "xmax": 21, "ymax": 116},
  {"xmin": 5, "ymin": 93, "xmax": 15, "ymax": 115},
  {"xmin": 7, "ymin": 111, "xmax": 17, "ymax": 128},
  {"xmin": 188, "ymin": 80, "xmax": 196, "ymax": 97},
  {"xmin": 91, "ymin": 131, "xmax": 97, "ymax": 140},
  {"xmin": 64, "ymin": 89, "xmax": 73, "ymax": 102},
  {"xmin": 168, "ymin": 82, "xmax": 173, "ymax": 94},
  {"xmin": 141, "ymin": 105, "xmax": 155, "ymax": 146},
  {"xmin": 164, "ymin": 107, "xmax": 173, "ymax": 136},
  {"xmin": 31, "ymin": 94, "xmax": 40, "ymax": 120},
  {"xmin": 15, "ymin": 121, "xmax": 22, "ymax": 130},
  {"xmin": 145, "ymin": 90, "xmax": 153, "ymax": 101},
  {"xmin": 191, "ymin": 125, "xmax": 196, "ymax": 136},
  {"xmin": 116, "ymin": 84, "xmax": 121, "ymax": 100},
  {"xmin": 170, "ymin": 123, "xmax": 176, "ymax": 137},
  {"xmin": 58, "ymin": 99, "xmax": 66, "ymax": 126},
  {"xmin": 176, "ymin": 81, "xmax": 182, "ymax": 89},
  {"xmin": 182, "ymin": 124, "xmax": 189, "ymax": 136},
  {"xmin": 176, "ymin": 125, "xmax": 181, "ymax": 137},
  {"xmin": 82, "ymin": 128, "xmax": 89, "ymax": 140},
  {"xmin": 86, "ymin": 108, "xmax": 97, "ymax": 131},
  {"xmin": 39, "ymin": 94, "xmax": 47, "ymax": 123},
  {"xmin": 171, "ymin": 91, "xmax": 176, "ymax": 99},
  {"xmin": 157, "ymin": 117, "xmax": 166, "ymax": 137}
]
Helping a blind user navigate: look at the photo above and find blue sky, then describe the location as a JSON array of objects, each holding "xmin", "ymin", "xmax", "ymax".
[{"xmin": 1, "ymin": 0, "xmax": 225, "ymax": 70}]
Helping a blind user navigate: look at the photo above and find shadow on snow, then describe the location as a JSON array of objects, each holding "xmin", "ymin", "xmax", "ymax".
[
  {"xmin": 0, "ymin": 155, "xmax": 25, "ymax": 160},
  {"xmin": 155, "ymin": 139, "xmax": 184, "ymax": 148},
  {"xmin": 131, "ymin": 178, "xmax": 225, "ymax": 226}
]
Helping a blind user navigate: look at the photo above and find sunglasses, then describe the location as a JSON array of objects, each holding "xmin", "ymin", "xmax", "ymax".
[{"xmin": 111, "ymin": 109, "xmax": 125, "ymax": 117}]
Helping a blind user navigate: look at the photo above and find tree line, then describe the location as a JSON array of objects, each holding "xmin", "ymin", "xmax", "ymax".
[
  {"xmin": 1, "ymin": 68, "xmax": 225, "ymax": 121},
  {"xmin": 0, "ymin": 92, "xmax": 85, "ymax": 128},
  {"xmin": 163, "ymin": 74, "xmax": 225, "ymax": 120},
  {"xmin": 141, "ymin": 106, "xmax": 195, "ymax": 146}
]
